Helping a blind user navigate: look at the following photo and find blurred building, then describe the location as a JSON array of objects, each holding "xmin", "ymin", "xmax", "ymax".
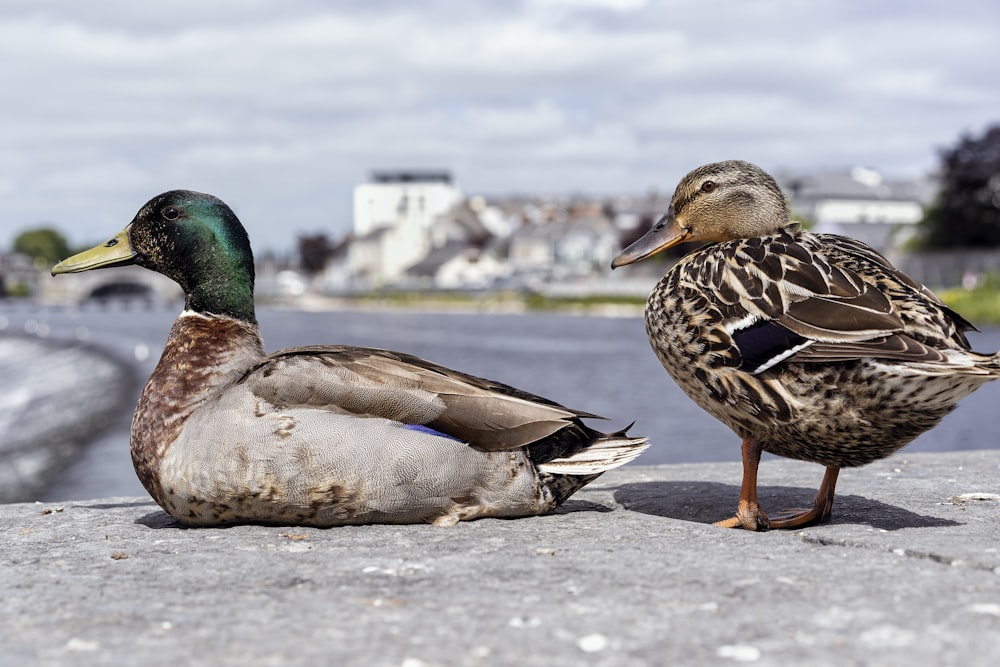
[
  {"xmin": 0, "ymin": 252, "xmax": 37, "ymax": 297},
  {"xmin": 350, "ymin": 170, "xmax": 464, "ymax": 284},
  {"xmin": 776, "ymin": 166, "xmax": 934, "ymax": 253},
  {"xmin": 353, "ymin": 170, "xmax": 463, "ymax": 236}
]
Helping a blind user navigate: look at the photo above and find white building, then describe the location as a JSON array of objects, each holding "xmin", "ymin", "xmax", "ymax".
[
  {"xmin": 352, "ymin": 170, "xmax": 463, "ymax": 236},
  {"xmin": 349, "ymin": 170, "xmax": 465, "ymax": 285}
]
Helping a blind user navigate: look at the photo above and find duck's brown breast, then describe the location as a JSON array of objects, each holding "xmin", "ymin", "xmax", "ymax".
[{"xmin": 131, "ymin": 313, "xmax": 264, "ymax": 505}]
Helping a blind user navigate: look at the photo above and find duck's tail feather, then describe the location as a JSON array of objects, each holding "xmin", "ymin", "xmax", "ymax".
[
  {"xmin": 537, "ymin": 428, "xmax": 649, "ymax": 506},
  {"xmin": 902, "ymin": 349, "xmax": 1000, "ymax": 376},
  {"xmin": 537, "ymin": 425, "xmax": 649, "ymax": 476}
]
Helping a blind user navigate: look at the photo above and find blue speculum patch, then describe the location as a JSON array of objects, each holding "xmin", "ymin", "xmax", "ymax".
[{"xmin": 404, "ymin": 423, "xmax": 463, "ymax": 441}]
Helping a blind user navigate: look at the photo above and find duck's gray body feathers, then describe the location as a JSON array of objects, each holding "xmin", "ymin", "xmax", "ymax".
[
  {"xmin": 52, "ymin": 189, "xmax": 647, "ymax": 528},
  {"xmin": 134, "ymin": 312, "xmax": 646, "ymax": 527}
]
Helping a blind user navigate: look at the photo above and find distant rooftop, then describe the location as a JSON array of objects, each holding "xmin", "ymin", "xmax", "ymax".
[
  {"xmin": 369, "ymin": 170, "xmax": 452, "ymax": 184},
  {"xmin": 774, "ymin": 166, "xmax": 937, "ymax": 205}
]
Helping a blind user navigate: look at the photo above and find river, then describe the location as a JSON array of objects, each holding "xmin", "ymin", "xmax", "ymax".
[{"xmin": 3, "ymin": 300, "xmax": 1000, "ymax": 502}]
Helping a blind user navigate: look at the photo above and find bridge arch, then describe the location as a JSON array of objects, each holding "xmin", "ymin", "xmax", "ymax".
[
  {"xmin": 40, "ymin": 266, "xmax": 183, "ymax": 305},
  {"xmin": 87, "ymin": 280, "xmax": 156, "ymax": 301}
]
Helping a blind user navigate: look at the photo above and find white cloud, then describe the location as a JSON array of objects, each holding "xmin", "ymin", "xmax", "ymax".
[{"xmin": 0, "ymin": 1, "xmax": 998, "ymax": 251}]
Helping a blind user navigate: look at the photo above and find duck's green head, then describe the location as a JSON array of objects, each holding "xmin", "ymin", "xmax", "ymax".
[{"xmin": 52, "ymin": 190, "xmax": 257, "ymax": 323}]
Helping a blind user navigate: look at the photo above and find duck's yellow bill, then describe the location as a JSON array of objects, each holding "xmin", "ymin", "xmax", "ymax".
[{"xmin": 52, "ymin": 227, "xmax": 137, "ymax": 275}]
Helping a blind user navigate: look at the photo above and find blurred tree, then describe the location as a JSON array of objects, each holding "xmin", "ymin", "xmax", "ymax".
[
  {"xmin": 12, "ymin": 227, "xmax": 71, "ymax": 265},
  {"xmin": 297, "ymin": 233, "xmax": 346, "ymax": 276},
  {"xmin": 920, "ymin": 123, "xmax": 1000, "ymax": 248}
]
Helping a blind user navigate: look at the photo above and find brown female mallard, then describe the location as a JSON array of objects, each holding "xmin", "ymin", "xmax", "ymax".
[
  {"xmin": 613, "ymin": 160, "xmax": 1000, "ymax": 530},
  {"xmin": 52, "ymin": 190, "xmax": 648, "ymax": 527}
]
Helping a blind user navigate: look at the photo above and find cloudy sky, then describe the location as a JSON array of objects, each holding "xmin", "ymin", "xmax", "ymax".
[{"xmin": 2, "ymin": 1, "xmax": 998, "ymax": 253}]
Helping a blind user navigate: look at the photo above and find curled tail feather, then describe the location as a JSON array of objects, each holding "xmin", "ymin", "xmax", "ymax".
[{"xmin": 537, "ymin": 424, "xmax": 649, "ymax": 475}]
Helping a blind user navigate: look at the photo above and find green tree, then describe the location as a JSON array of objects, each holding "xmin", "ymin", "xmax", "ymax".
[
  {"xmin": 12, "ymin": 227, "xmax": 71, "ymax": 265},
  {"xmin": 920, "ymin": 124, "xmax": 1000, "ymax": 248}
]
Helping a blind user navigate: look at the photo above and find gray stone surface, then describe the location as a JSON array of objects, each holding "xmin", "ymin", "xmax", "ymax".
[{"xmin": 3, "ymin": 451, "xmax": 999, "ymax": 667}]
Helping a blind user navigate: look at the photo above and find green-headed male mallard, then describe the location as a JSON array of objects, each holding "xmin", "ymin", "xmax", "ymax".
[
  {"xmin": 53, "ymin": 191, "xmax": 648, "ymax": 527},
  {"xmin": 612, "ymin": 160, "xmax": 1000, "ymax": 531}
]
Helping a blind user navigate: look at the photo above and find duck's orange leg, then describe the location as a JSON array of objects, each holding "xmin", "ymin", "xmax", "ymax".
[
  {"xmin": 714, "ymin": 437, "xmax": 770, "ymax": 531},
  {"xmin": 767, "ymin": 465, "xmax": 839, "ymax": 529},
  {"xmin": 715, "ymin": 439, "xmax": 841, "ymax": 531}
]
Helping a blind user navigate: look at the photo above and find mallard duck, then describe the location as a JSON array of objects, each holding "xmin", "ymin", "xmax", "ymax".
[
  {"xmin": 53, "ymin": 190, "xmax": 648, "ymax": 527},
  {"xmin": 612, "ymin": 160, "xmax": 1000, "ymax": 531}
]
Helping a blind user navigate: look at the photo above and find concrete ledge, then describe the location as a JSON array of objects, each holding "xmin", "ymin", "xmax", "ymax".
[{"xmin": 4, "ymin": 451, "xmax": 1000, "ymax": 666}]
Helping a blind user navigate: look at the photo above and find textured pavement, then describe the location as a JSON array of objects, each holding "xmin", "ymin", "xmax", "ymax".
[{"xmin": 3, "ymin": 450, "xmax": 999, "ymax": 666}]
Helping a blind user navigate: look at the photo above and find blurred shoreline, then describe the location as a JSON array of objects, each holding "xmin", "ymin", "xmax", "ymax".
[
  {"xmin": 0, "ymin": 333, "xmax": 135, "ymax": 503},
  {"xmin": 265, "ymin": 292, "xmax": 647, "ymax": 318}
]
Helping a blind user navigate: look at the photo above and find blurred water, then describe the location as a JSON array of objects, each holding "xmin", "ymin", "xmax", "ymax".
[
  {"xmin": 3, "ymin": 301, "xmax": 1000, "ymax": 502},
  {"xmin": 0, "ymin": 326, "xmax": 132, "ymax": 501}
]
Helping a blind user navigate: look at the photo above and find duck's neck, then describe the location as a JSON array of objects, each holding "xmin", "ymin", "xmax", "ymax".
[
  {"xmin": 184, "ymin": 266, "xmax": 257, "ymax": 324},
  {"xmin": 131, "ymin": 311, "xmax": 265, "ymax": 501}
]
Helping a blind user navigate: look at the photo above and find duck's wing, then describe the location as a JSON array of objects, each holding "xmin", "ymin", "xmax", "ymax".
[
  {"xmin": 705, "ymin": 230, "xmax": 972, "ymax": 374},
  {"xmin": 238, "ymin": 345, "xmax": 602, "ymax": 451}
]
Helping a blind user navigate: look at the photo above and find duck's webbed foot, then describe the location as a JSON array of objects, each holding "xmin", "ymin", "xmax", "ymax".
[
  {"xmin": 713, "ymin": 498, "xmax": 770, "ymax": 531},
  {"xmin": 713, "ymin": 437, "xmax": 770, "ymax": 531},
  {"xmin": 766, "ymin": 466, "xmax": 839, "ymax": 529}
]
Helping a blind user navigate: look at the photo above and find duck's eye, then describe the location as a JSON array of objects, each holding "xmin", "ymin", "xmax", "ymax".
[
  {"xmin": 700, "ymin": 180, "xmax": 717, "ymax": 193},
  {"xmin": 162, "ymin": 207, "xmax": 180, "ymax": 221}
]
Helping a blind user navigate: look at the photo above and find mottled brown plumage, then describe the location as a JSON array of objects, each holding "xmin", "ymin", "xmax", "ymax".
[
  {"xmin": 54, "ymin": 190, "xmax": 648, "ymax": 527},
  {"xmin": 613, "ymin": 160, "xmax": 1000, "ymax": 530}
]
